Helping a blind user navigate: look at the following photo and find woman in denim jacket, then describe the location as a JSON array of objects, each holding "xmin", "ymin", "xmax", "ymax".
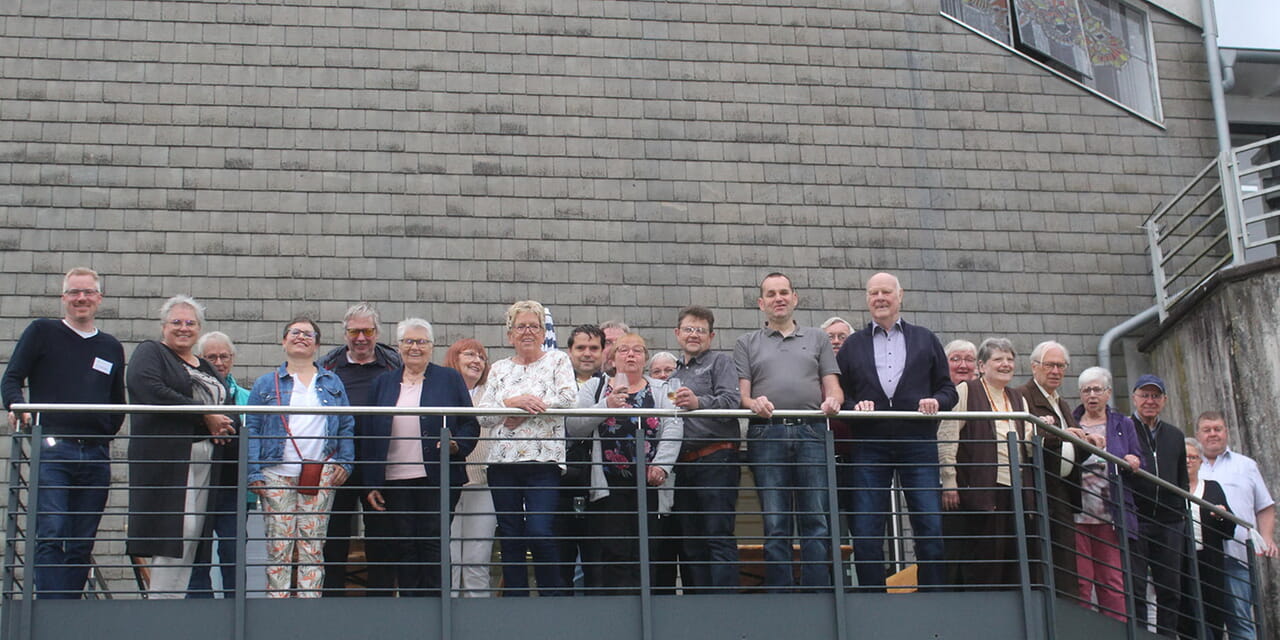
[{"xmin": 245, "ymin": 317, "xmax": 355, "ymax": 597}]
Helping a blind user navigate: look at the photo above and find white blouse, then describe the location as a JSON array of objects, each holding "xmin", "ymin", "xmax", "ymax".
[{"xmin": 478, "ymin": 350, "xmax": 576, "ymax": 467}]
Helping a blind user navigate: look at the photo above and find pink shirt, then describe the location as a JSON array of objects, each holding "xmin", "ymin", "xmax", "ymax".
[{"xmin": 385, "ymin": 381, "xmax": 426, "ymax": 481}]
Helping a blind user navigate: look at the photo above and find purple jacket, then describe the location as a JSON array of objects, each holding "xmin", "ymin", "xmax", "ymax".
[{"xmin": 1073, "ymin": 404, "xmax": 1147, "ymax": 538}]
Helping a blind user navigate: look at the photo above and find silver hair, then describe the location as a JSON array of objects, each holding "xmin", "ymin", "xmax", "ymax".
[
  {"xmin": 647, "ymin": 351, "xmax": 678, "ymax": 369},
  {"xmin": 1030, "ymin": 340, "xmax": 1071, "ymax": 366},
  {"xmin": 1077, "ymin": 366, "xmax": 1112, "ymax": 390},
  {"xmin": 599, "ymin": 319, "xmax": 631, "ymax": 333},
  {"xmin": 196, "ymin": 331, "xmax": 236, "ymax": 356},
  {"xmin": 944, "ymin": 339, "xmax": 977, "ymax": 356},
  {"xmin": 977, "ymin": 337, "xmax": 1016, "ymax": 363},
  {"xmin": 343, "ymin": 302, "xmax": 381, "ymax": 329},
  {"xmin": 159, "ymin": 294, "xmax": 205, "ymax": 324},
  {"xmin": 1185, "ymin": 437, "xmax": 1204, "ymax": 456},
  {"xmin": 396, "ymin": 318, "xmax": 434, "ymax": 343},
  {"xmin": 821, "ymin": 316, "xmax": 853, "ymax": 331}
]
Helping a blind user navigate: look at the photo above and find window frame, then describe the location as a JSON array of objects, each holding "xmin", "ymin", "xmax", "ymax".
[{"xmin": 941, "ymin": 0, "xmax": 1165, "ymax": 127}]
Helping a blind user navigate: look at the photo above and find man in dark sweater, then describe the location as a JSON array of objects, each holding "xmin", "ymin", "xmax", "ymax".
[
  {"xmin": 317, "ymin": 302, "xmax": 401, "ymax": 595},
  {"xmin": 2, "ymin": 267, "xmax": 126, "ymax": 598},
  {"xmin": 1127, "ymin": 374, "xmax": 1189, "ymax": 637}
]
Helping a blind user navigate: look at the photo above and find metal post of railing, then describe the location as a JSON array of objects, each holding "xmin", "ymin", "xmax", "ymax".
[
  {"xmin": 1182, "ymin": 511, "xmax": 1206, "ymax": 640},
  {"xmin": 1007, "ymin": 432, "xmax": 1036, "ymax": 640},
  {"xmin": 888, "ymin": 479, "xmax": 905, "ymax": 574},
  {"xmin": 234, "ymin": 423, "xmax": 250, "ymax": 640},
  {"xmin": 635, "ymin": 423, "xmax": 653, "ymax": 640},
  {"xmin": 1146, "ymin": 217, "xmax": 1171, "ymax": 320},
  {"xmin": 3, "ymin": 432, "xmax": 29, "ymax": 640},
  {"xmin": 822, "ymin": 430, "xmax": 848, "ymax": 640},
  {"xmin": 439, "ymin": 420, "xmax": 452, "ymax": 640},
  {"xmin": 1110, "ymin": 468, "xmax": 1139, "ymax": 640},
  {"xmin": 1030, "ymin": 437, "xmax": 1056, "ymax": 638},
  {"xmin": 1219, "ymin": 150, "xmax": 1249, "ymax": 265},
  {"xmin": 20, "ymin": 422, "xmax": 44, "ymax": 640},
  {"xmin": 1248, "ymin": 539, "xmax": 1266, "ymax": 640}
]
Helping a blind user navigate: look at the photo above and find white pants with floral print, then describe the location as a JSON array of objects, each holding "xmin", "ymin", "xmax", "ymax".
[{"xmin": 258, "ymin": 465, "xmax": 338, "ymax": 598}]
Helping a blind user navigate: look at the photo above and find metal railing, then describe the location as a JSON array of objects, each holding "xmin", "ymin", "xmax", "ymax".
[
  {"xmin": 2, "ymin": 403, "xmax": 1263, "ymax": 640},
  {"xmin": 1147, "ymin": 133, "xmax": 1280, "ymax": 319}
]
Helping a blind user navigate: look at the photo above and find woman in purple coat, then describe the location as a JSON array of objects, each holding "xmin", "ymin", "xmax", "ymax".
[{"xmin": 1071, "ymin": 366, "xmax": 1146, "ymax": 622}]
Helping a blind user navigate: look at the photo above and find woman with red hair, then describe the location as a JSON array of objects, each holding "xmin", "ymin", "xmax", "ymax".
[{"xmin": 444, "ymin": 338, "xmax": 495, "ymax": 596}]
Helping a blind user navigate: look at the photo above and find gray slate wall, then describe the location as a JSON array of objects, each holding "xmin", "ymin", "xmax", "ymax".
[{"xmin": 0, "ymin": 0, "xmax": 1219, "ymax": 594}]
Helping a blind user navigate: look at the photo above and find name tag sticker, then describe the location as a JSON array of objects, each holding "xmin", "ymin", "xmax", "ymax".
[{"xmin": 92, "ymin": 357, "xmax": 114, "ymax": 375}]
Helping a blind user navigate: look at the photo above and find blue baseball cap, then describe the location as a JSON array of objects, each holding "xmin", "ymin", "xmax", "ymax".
[{"xmin": 1132, "ymin": 374, "xmax": 1166, "ymax": 393}]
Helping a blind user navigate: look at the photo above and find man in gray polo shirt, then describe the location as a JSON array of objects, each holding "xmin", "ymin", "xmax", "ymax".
[{"xmin": 735, "ymin": 272, "xmax": 843, "ymax": 589}]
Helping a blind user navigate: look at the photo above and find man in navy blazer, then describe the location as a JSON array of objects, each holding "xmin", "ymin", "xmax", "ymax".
[{"xmin": 837, "ymin": 272, "xmax": 957, "ymax": 590}]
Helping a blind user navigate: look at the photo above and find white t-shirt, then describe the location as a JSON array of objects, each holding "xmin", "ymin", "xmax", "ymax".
[{"xmin": 267, "ymin": 374, "xmax": 327, "ymax": 478}]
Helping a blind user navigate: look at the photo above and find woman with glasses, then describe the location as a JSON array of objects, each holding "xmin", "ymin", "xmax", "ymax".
[
  {"xmin": 245, "ymin": 317, "xmax": 354, "ymax": 597},
  {"xmin": 127, "ymin": 295, "xmax": 237, "ymax": 597},
  {"xmin": 1070, "ymin": 366, "xmax": 1145, "ymax": 621},
  {"xmin": 477, "ymin": 300, "xmax": 577, "ymax": 596},
  {"xmin": 443, "ymin": 338, "xmax": 496, "ymax": 596},
  {"xmin": 361, "ymin": 319, "xmax": 479, "ymax": 596},
  {"xmin": 937, "ymin": 337, "xmax": 1032, "ymax": 586},
  {"xmin": 567, "ymin": 333, "xmax": 682, "ymax": 592},
  {"xmin": 944, "ymin": 339, "xmax": 978, "ymax": 386}
]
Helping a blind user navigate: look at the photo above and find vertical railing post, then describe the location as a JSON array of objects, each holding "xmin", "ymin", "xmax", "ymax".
[
  {"xmin": 20, "ymin": 422, "xmax": 44, "ymax": 640},
  {"xmin": 440, "ymin": 418, "xmax": 453, "ymax": 640},
  {"xmin": 1007, "ymin": 431, "xmax": 1036, "ymax": 640},
  {"xmin": 1111, "ymin": 466, "xmax": 1139, "ymax": 640},
  {"xmin": 823, "ymin": 429, "xmax": 848, "ymax": 640},
  {"xmin": 1248, "ymin": 539, "xmax": 1266, "ymax": 640},
  {"xmin": 1145, "ymin": 218, "xmax": 1170, "ymax": 321},
  {"xmin": 234, "ymin": 413, "xmax": 250, "ymax": 640},
  {"xmin": 1218, "ymin": 150, "xmax": 1248, "ymax": 265},
  {"xmin": 3, "ymin": 432, "xmax": 30, "ymax": 639},
  {"xmin": 1182, "ymin": 508, "xmax": 1206, "ymax": 640},
  {"xmin": 1030, "ymin": 436, "xmax": 1056, "ymax": 637},
  {"xmin": 635, "ymin": 414, "xmax": 653, "ymax": 640}
]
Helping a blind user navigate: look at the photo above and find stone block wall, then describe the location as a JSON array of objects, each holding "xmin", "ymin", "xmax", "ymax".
[{"xmin": 0, "ymin": 0, "xmax": 1219, "ymax": 595}]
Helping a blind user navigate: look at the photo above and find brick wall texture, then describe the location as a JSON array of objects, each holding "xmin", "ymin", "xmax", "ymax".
[{"xmin": 0, "ymin": 0, "xmax": 1218, "ymax": 590}]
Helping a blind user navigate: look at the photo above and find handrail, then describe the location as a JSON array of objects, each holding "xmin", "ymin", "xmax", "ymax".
[{"xmin": 13, "ymin": 402, "xmax": 1250, "ymax": 530}]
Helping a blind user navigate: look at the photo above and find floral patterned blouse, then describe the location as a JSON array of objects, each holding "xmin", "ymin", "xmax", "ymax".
[{"xmin": 478, "ymin": 349, "xmax": 576, "ymax": 466}]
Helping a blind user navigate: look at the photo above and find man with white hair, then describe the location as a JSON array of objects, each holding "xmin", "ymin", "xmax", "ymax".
[
  {"xmin": 820, "ymin": 316, "xmax": 853, "ymax": 355},
  {"xmin": 318, "ymin": 303, "xmax": 402, "ymax": 595},
  {"xmin": 1018, "ymin": 340, "xmax": 1092, "ymax": 602}
]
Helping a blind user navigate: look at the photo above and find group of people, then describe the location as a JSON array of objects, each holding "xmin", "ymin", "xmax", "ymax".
[{"xmin": 2, "ymin": 267, "xmax": 1274, "ymax": 637}]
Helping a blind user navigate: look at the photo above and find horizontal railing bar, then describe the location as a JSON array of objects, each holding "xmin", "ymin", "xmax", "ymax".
[{"xmin": 12, "ymin": 403, "xmax": 1248, "ymax": 528}]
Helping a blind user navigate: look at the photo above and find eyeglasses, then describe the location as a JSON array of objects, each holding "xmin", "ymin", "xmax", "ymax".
[
  {"xmin": 1034, "ymin": 361, "xmax": 1068, "ymax": 371},
  {"xmin": 345, "ymin": 328, "xmax": 376, "ymax": 338},
  {"xmin": 287, "ymin": 329, "xmax": 317, "ymax": 340},
  {"xmin": 1134, "ymin": 391, "xmax": 1164, "ymax": 400},
  {"xmin": 1186, "ymin": 454, "xmax": 1202, "ymax": 461},
  {"xmin": 166, "ymin": 319, "xmax": 199, "ymax": 328},
  {"xmin": 614, "ymin": 346, "xmax": 646, "ymax": 355},
  {"xmin": 399, "ymin": 338, "xmax": 432, "ymax": 347},
  {"xmin": 511, "ymin": 324, "xmax": 542, "ymax": 334},
  {"xmin": 63, "ymin": 288, "xmax": 100, "ymax": 297},
  {"xmin": 948, "ymin": 356, "xmax": 976, "ymax": 364},
  {"xmin": 679, "ymin": 326, "xmax": 710, "ymax": 335},
  {"xmin": 203, "ymin": 353, "xmax": 233, "ymax": 361},
  {"xmin": 1079, "ymin": 386, "xmax": 1110, "ymax": 396},
  {"xmin": 460, "ymin": 350, "xmax": 486, "ymax": 361}
]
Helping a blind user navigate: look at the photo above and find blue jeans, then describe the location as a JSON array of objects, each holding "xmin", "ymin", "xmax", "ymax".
[
  {"xmin": 675, "ymin": 447, "xmax": 741, "ymax": 591},
  {"xmin": 34, "ymin": 438, "xmax": 111, "ymax": 599},
  {"xmin": 187, "ymin": 487, "xmax": 239, "ymax": 598},
  {"xmin": 746, "ymin": 421, "xmax": 831, "ymax": 589},
  {"xmin": 849, "ymin": 439, "xmax": 945, "ymax": 589},
  {"xmin": 1224, "ymin": 557, "xmax": 1257, "ymax": 640},
  {"xmin": 488, "ymin": 463, "xmax": 565, "ymax": 596}
]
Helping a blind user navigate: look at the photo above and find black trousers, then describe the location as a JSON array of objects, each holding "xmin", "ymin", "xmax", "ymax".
[{"xmin": 363, "ymin": 477, "xmax": 444, "ymax": 597}]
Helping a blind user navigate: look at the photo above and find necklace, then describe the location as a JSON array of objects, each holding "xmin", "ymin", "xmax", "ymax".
[{"xmin": 980, "ymin": 379, "xmax": 1009, "ymax": 413}]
